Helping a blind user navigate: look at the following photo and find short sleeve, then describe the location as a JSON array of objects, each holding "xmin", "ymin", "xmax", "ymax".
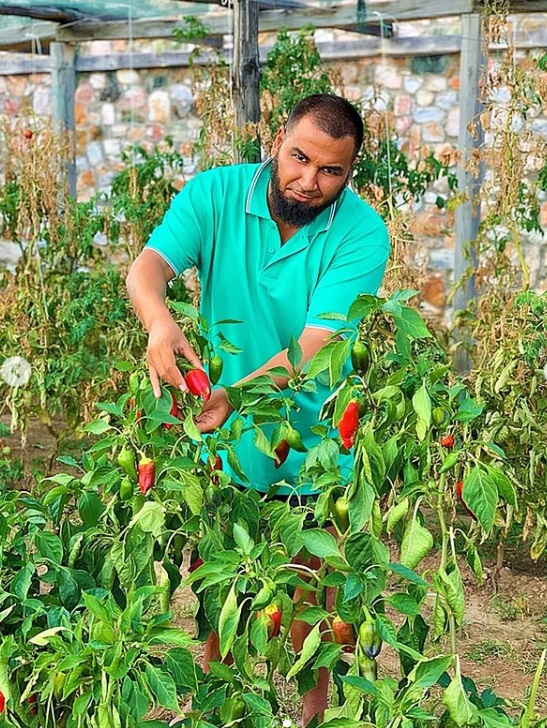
[
  {"xmin": 145, "ymin": 176, "xmax": 210, "ymax": 276},
  {"xmin": 305, "ymin": 218, "xmax": 390, "ymax": 333}
]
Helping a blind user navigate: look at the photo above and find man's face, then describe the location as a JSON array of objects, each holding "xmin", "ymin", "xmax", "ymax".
[{"xmin": 268, "ymin": 115, "xmax": 356, "ymax": 228}]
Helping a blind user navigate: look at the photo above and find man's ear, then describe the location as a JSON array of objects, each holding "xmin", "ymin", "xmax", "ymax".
[{"xmin": 271, "ymin": 126, "xmax": 286, "ymax": 156}]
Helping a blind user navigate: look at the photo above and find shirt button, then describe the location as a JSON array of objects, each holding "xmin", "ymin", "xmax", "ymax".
[{"xmin": 268, "ymin": 247, "xmax": 274, "ymax": 253}]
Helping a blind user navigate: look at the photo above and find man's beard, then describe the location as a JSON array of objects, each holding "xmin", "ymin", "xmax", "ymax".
[{"xmin": 268, "ymin": 157, "xmax": 345, "ymax": 228}]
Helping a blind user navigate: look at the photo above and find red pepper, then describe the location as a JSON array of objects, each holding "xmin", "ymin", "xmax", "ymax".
[
  {"xmin": 185, "ymin": 369, "xmax": 211, "ymax": 401},
  {"xmin": 0, "ymin": 690, "xmax": 5, "ymax": 714},
  {"xmin": 29, "ymin": 694, "xmax": 37, "ymax": 716},
  {"xmin": 163, "ymin": 391, "xmax": 179, "ymax": 429},
  {"xmin": 332, "ymin": 615, "xmax": 355, "ymax": 652},
  {"xmin": 210, "ymin": 455, "xmax": 223, "ymax": 486},
  {"xmin": 440, "ymin": 434, "xmax": 455, "ymax": 449},
  {"xmin": 23, "ymin": 129, "xmax": 33, "ymax": 140},
  {"xmin": 338, "ymin": 400, "xmax": 359, "ymax": 449},
  {"xmin": 260, "ymin": 600, "xmax": 282, "ymax": 639},
  {"xmin": 138, "ymin": 456, "xmax": 155, "ymax": 495},
  {"xmin": 274, "ymin": 439, "xmax": 290, "ymax": 469},
  {"xmin": 456, "ymin": 481, "xmax": 477, "ymax": 520},
  {"xmin": 188, "ymin": 557, "xmax": 204, "ymax": 573}
]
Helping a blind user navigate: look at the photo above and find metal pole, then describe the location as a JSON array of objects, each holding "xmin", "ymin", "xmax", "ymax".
[{"xmin": 232, "ymin": 0, "xmax": 261, "ymax": 163}]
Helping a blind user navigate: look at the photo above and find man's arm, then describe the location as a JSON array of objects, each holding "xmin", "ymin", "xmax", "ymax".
[
  {"xmin": 126, "ymin": 248, "xmax": 204, "ymax": 397},
  {"xmin": 195, "ymin": 326, "xmax": 337, "ymax": 433}
]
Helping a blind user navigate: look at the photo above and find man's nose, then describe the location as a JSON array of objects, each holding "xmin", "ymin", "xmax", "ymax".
[{"xmin": 299, "ymin": 167, "xmax": 319, "ymax": 191}]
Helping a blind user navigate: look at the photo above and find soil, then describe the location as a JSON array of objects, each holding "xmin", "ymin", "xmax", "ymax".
[{"xmin": 3, "ymin": 418, "xmax": 547, "ymax": 722}]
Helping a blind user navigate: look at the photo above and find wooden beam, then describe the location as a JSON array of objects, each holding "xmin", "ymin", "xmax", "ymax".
[
  {"xmin": 51, "ymin": 42, "xmax": 76, "ymax": 198},
  {"xmin": 55, "ymin": 0, "xmax": 477, "ymax": 42},
  {"xmin": 453, "ymin": 13, "xmax": 484, "ymax": 372},
  {"xmin": 232, "ymin": 0, "xmax": 261, "ymax": 162}
]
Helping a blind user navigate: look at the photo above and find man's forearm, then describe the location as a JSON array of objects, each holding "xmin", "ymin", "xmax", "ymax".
[{"xmin": 126, "ymin": 251, "xmax": 173, "ymax": 332}]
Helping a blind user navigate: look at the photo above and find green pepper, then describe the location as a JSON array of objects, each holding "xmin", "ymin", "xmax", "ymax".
[
  {"xmin": 119, "ymin": 477, "xmax": 133, "ymax": 501},
  {"xmin": 333, "ymin": 495, "xmax": 350, "ymax": 532},
  {"xmin": 286, "ymin": 425, "xmax": 306, "ymax": 452},
  {"xmin": 129, "ymin": 371, "xmax": 141, "ymax": 394},
  {"xmin": 117, "ymin": 447, "xmax": 137, "ymax": 480},
  {"xmin": 351, "ymin": 339, "xmax": 370, "ymax": 373},
  {"xmin": 439, "ymin": 451, "xmax": 459, "ymax": 474},
  {"xmin": 358, "ymin": 655, "xmax": 378, "ymax": 681},
  {"xmin": 209, "ymin": 354, "xmax": 224, "ymax": 385},
  {"xmin": 251, "ymin": 582, "xmax": 275, "ymax": 611}
]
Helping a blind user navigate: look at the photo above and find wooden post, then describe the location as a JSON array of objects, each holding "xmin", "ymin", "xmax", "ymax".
[
  {"xmin": 232, "ymin": 0, "xmax": 261, "ymax": 163},
  {"xmin": 453, "ymin": 13, "xmax": 484, "ymax": 372},
  {"xmin": 51, "ymin": 41, "xmax": 76, "ymax": 197}
]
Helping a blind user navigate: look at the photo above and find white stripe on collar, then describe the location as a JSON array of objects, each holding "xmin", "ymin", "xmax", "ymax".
[{"xmin": 245, "ymin": 157, "xmax": 272, "ymax": 214}]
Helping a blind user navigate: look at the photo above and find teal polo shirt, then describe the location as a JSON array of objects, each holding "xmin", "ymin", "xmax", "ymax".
[{"xmin": 146, "ymin": 159, "xmax": 390, "ymax": 495}]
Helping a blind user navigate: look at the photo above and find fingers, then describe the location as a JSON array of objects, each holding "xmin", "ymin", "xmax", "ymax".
[{"xmin": 148, "ymin": 365, "xmax": 162, "ymax": 399}]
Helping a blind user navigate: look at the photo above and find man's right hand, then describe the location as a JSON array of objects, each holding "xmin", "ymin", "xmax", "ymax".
[
  {"xmin": 147, "ymin": 314, "xmax": 204, "ymax": 398},
  {"xmin": 126, "ymin": 249, "xmax": 205, "ymax": 398}
]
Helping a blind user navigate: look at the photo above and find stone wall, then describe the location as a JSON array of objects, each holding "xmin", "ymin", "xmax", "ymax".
[{"xmin": 1, "ymin": 15, "xmax": 546, "ymax": 311}]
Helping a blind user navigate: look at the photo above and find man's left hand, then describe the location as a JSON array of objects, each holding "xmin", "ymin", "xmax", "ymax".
[{"xmin": 195, "ymin": 388, "xmax": 234, "ymax": 433}]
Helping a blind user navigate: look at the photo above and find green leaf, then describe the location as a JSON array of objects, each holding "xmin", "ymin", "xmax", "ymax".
[
  {"xmin": 183, "ymin": 412, "xmax": 202, "ymax": 441},
  {"xmin": 301, "ymin": 529, "xmax": 340, "ymax": 559},
  {"xmin": 463, "ymin": 467, "xmax": 498, "ymax": 532},
  {"xmin": 218, "ymin": 583, "xmax": 242, "ymax": 659},
  {"xmin": 386, "ymin": 498, "xmax": 409, "ymax": 534},
  {"xmin": 144, "ymin": 664, "xmax": 179, "ymax": 711},
  {"xmin": 387, "ymin": 592, "xmax": 420, "ymax": 616},
  {"xmin": 391, "ymin": 305, "xmax": 432, "ymax": 340},
  {"xmin": 288, "ymin": 335, "xmax": 303, "ymax": 369},
  {"xmin": 400, "ymin": 516, "xmax": 433, "ymax": 570},
  {"xmin": 129, "ymin": 502, "xmax": 165, "ymax": 538},
  {"xmin": 389, "ymin": 562, "xmax": 428, "ymax": 586},
  {"xmin": 408, "ymin": 654, "xmax": 452, "ymax": 690},
  {"xmin": 455, "ymin": 397, "xmax": 483, "ymax": 423},
  {"xmin": 412, "ymin": 384, "xmax": 431, "ymax": 439},
  {"xmin": 78, "ymin": 491, "xmax": 105, "ymax": 528},
  {"xmin": 84, "ymin": 418, "xmax": 112, "ymax": 434},
  {"xmin": 347, "ymin": 293, "xmax": 379, "ymax": 322},
  {"xmin": 13, "ymin": 563, "xmax": 35, "ymax": 600},
  {"xmin": 286, "ymin": 624, "xmax": 322, "ymax": 679},
  {"xmin": 443, "ymin": 669, "xmax": 479, "ymax": 726},
  {"xmin": 486, "ymin": 465, "xmax": 517, "ymax": 508},
  {"xmin": 34, "ymin": 531, "xmax": 64, "ymax": 564},
  {"xmin": 82, "ymin": 593, "xmax": 114, "ymax": 626}
]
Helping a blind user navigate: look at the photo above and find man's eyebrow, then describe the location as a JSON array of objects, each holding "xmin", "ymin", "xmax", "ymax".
[{"xmin": 289, "ymin": 145, "xmax": 345, "ymax": 172}]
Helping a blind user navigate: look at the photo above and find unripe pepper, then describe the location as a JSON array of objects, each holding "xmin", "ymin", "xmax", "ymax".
[
  {"xmin": 119, "ymin": 476, "xmax": 133, "ymax": 501},
  {"xmin": 274, "ymin": 439, "xmax": 290, "ymax": 469},
  {"xmin": 259, "ymin": 600, "xmax": 282, "ymax": 639},
  {"xmin": 359, "ymin": 613, "xmax": 382, "ymax": 658},
  {"xmin": 209, "ymin": 354, "xmax": 224, "ymax": 385},
  {"xmin": 351, "ymin": 340, "xmax": 370, "ymax": 373},
  {"xmin": 456, "ymin": 481, "xmax": 477, "ymax": 520},
  {"xmin": 332, "ymin": 615, "xmax": 355, "ymax": 652},
  {"xmin": 333, "ymin": 495, "xmax": 350, "ymax": 532},
  {"xmin": 117, "ymin": 447, "xmax": 137, "ymax": 480},
  {"xmin": 338, "ymin": 400, "xmax": 359, "ymax": 449},
  {"xmin": 251, "ymin": 581, "xmax": 275, "ymax": 611},
  {"xmin": 185, "ymin": 369, "xmax": 211, "ymax": 401},
  {"xmin": 163, "ymin": 391, "xmax": 179, "ymax": 429},
  {"xmin": 358, "ymin": 655, "xmax": 378, "ymax": 681},
  {"xmin": 138, "ymin": 456, "xmax": 155, "ymax": 495},
  {"xmin": 286, "ymin": 426, "xmax": 306, "ymax": 452},
  {"xmin": 440, "ymin": 433, "xmax": 455, "ymax": 449}
]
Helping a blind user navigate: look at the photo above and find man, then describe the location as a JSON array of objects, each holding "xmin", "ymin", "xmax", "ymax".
[{"xmin": 126, "ymin": 93, "xmax": 390, "ymax": 725}]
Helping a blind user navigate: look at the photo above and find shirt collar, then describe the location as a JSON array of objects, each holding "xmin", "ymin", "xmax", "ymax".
[{"xmin": 245, "ymin": 157, "xmax": 340, "ymax": 234}]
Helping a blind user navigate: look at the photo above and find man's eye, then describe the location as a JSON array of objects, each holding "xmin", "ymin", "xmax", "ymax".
[
  {"xmin": 323, "ymin": 168, "xmax": 338, "ymax": 175},
  {"xmin": 293, "ymin": 153, "xmax": 306, "ymax": 162}
]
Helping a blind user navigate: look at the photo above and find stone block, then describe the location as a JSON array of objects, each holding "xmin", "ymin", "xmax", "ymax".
[
  {"xmin": 436, "ymin": 90, "xmax": 458, "ymax": 111},
  {"xmin": 33, "ymin": 88, "xmax": 51, "ymax": 116},
  {"xmin": 422, "ymin": 273, "xmax": 446, "ymax": 308},
  {"xmin": 448, "ymin": 76, "xmax": 460, "ymax": 91},
  {"xmin": 148, "ymin": 90, "xmax": 171, "ymax": 123},
  {"xmin": 446, "ymin": 107, "xmax": 460, "ymax": 137},
  {"xmin": 394, "ymin": 94, "xmax": 413, "ymax": 116},
  {"xmin": 7, "ymin": 75, "xmax": 27, "ymax": 95},
  {"xmin": 422, "ymin": 122, "xmax": 445, "ymax": 143},
  {"xmin": 75, "ymin": 83, "xmax": 94, "ymax": 104},
  {"xmin": 89, "ymin": 73, "xmax": 107, "ymax": 90},
  {"xmin": 429, "ymin": 247, "xmax": 455, "ymax": 271},
  {"xmin": 171, "ymin": 83, "xmax": 195, "ymax": 117},
  {"xmin": 147, "ymin": 123, "xmax": 166, "ymax": 142},
  {"xmin": 375, "ymin": 63, "xmax": 402, "ymax": 90},
  {"xmin": 90, "ymin": 40, "xmax": 111, "ymax": 57},
  {"xmin": 414, "ymin": 107, "xmax": 444, "ymax": 124},
  {"xmin": 424, "ymin": 76, "xmax": 447, "ymax": 92},
  {"xmin": 104, "ymin": 138, "xmax": 122, "ymax": 158},
  {"xmin": 415, "ymin": 89, "xmax": 435, "ymax": 107},
  {"xmin": 77, "ymin": 169, "xmax": 95, "ymax": 192},
  {"xmin": 2, "ymin": 97, "xmax": 19, "ymax": 115},
  {"xmin": 102, "ymin": 103, "xmax": 116, "ymax": 126},
  {"xmin": 75, "ymin": 102, "xmax": 87, "ymax": 125},
  {"xmin": 116, "ymin": 69, "xmax": 141, "ymax": 86},
  {"xmin": 403, "ymin": 75, "xmax": 422, "ymax": 94},
  {"xmin": 87, "ymin": 141, "xmax": 104, "ymax": 167}
]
